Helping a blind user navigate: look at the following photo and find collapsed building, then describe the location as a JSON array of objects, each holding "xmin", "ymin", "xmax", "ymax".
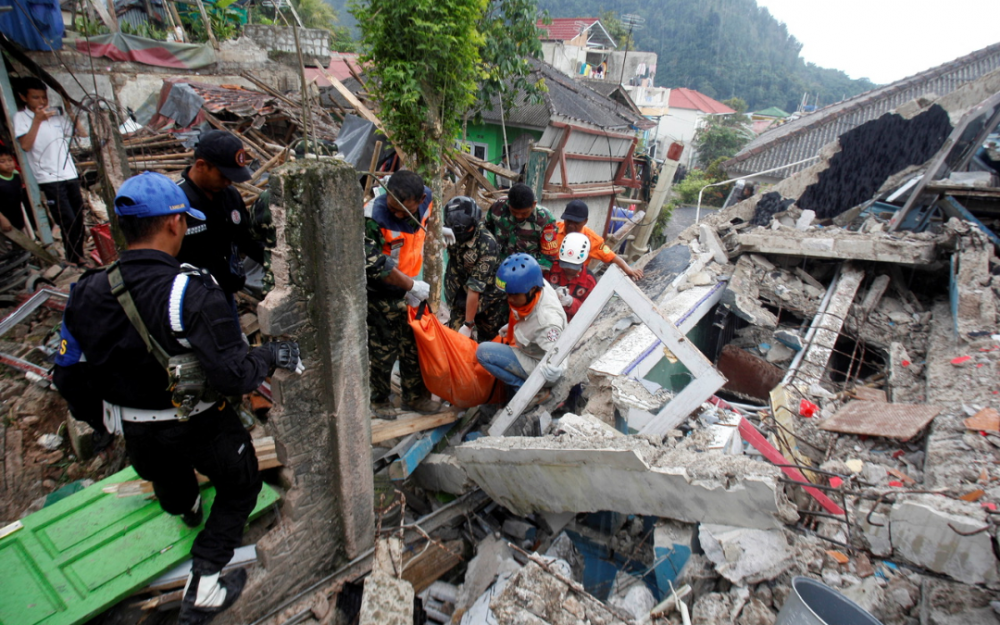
[{"xmin": 1, "ymin": 25, "xmax": 1000, "ymax": 625}]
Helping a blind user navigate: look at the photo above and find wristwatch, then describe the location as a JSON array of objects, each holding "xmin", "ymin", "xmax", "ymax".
[{"xmin": 463, "ymin": 321, "xmax": 475, "ymax": 328}]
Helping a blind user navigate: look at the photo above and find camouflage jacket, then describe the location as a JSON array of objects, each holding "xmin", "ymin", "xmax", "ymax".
[
  {"xmin": 365, "ymin": 217, "xmax": 404, "ymax": 301},
  {"xmin": 484, "ymin": 198, "xmax": 558, "ymax": 269},
  {"xmin": 445, "ymin": 224, "xmax": 504, "ymax": 305}
]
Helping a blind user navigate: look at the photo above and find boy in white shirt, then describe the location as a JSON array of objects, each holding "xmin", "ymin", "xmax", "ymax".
[{"xmin": 14, "ymin": 77, "xmax": 89, "ymax": 265}]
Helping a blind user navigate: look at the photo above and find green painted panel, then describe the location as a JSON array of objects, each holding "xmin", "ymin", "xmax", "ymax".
[{"xmin": 0, "ymin": 466, "xmax": 280, "ymax": 625}]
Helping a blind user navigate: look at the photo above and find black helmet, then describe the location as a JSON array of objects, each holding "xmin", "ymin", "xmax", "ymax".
[{"xmin": 444, "ymin": 196, "xmax": 481, "ymax": 244}]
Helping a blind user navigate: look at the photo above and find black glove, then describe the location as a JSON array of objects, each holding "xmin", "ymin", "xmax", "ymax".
[{"xmin": 265, "ymin": 341, "xmax": 300, "ymax": 371}]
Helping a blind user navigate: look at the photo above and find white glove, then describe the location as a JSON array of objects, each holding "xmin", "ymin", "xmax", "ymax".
[
  {"xmin": 498, "ymin": 323, "xmax": 509, "ymax": 339},
  {"xmin": 442, "ymin": 227, "xmax": 457, "ymax": 246},
  {"xmin": 556, "ymin": 286, "xmax": 573, "ymax": 308},
  {"xmin": 458, "ymin": 323, "xmax": 474, "ymax": 338},
  {"xmin": 538, "ymin": 359, "xmax": 565, "ymax": 383},
  {"xmin": 405, "ymin": 279, "xmax": 431, "ymax": 307}
]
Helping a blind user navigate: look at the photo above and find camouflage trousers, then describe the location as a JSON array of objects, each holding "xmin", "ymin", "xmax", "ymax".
[
  {"xmin": 367, "ymin": 296, "xmax": 426, "ymax": 404},
  {"xmin": 446, "ymin": 291, "xmax": 510, "ymax": 343}
]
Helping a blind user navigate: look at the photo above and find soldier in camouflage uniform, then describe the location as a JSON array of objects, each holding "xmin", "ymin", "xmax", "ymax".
[
  {"xmin": 364, "ymin": 218, "xmax": 434, "ymax": 416},
  {"xmin": 484, "ymin": 183, "xmax": 559, "ymax": 271},
  {"xmin": 443, "ymin": 196, "xmax": 508, "ymax": 342}
]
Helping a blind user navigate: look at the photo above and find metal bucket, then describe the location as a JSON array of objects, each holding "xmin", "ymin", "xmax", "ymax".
[{"xmin": 775, "ymin": 577, "xmax": 883, "ymax": 625}]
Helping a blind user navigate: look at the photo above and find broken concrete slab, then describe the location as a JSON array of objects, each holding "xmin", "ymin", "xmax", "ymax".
[
  {"xmin": 738, "ymin": 227, "xmax": 939, "ymax": 264},
  {"xmin": 454, "ymin": 534, "xmax": 520, "ymax": 619},
  {"xmin": 721, "ymin": 255, "xmax": 778, "ymax": 328},
  {"xmin": 359, "ymin": 536, "xmax": 414, "ymax": 625},
  {"xmin": 699, "ymin": 524, "xmax": 795, "ymax": 585},
  {"xmin": 889, "ymin": 495, "xmax": 998, "ymax": 585},
  {"xmin": 699, "ymin": 224, "xmax": 730, "ymax": 265},
  {"xmin": 490, "ymin": 558, "xmax": 632, "ymax": 625},
  {"xmin": 412, "ymin": 453, "xmax": 475, "ymax": 496},
  {"xmin": 455, "ymin": 435, "xmax": 797, "ymax": 530}
]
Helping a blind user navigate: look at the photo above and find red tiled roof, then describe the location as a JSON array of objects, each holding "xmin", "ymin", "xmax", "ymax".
[
  {"xmin": 668, "ymin": 88, "xmax": 735, "ymax": 114},
  {"xmin": 537, "ymin": 17, "xmax": 599, "ymax": 41},
  {"xmin": 304, "ymin": 53, "xmax": 362, "ymax": 88}
]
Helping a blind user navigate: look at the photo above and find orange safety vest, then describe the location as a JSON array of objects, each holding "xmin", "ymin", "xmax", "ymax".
[{"xmin": 380, "ymin": 200, "xmax": 432, "ymax": 277}]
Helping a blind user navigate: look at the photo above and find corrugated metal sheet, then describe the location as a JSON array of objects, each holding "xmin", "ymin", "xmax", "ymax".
[{"xmin": 726, "ymin": 41, "xmax": 1000, "ymax": 180}]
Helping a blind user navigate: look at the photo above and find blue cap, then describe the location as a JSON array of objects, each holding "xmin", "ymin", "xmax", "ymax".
[{"xmin": 114, "ymin": 171, "xmax": 206, "ymax": 221}]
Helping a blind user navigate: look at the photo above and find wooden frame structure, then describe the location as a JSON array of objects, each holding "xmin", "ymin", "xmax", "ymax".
[{"xmin": 488, "ymin": 265, "xmax": 727, "ymax": 437}]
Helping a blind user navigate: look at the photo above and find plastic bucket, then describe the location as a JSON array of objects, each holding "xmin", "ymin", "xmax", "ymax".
[{"xmin": 775, "ymin": 577, "xmax": 883, "ymax": 625}]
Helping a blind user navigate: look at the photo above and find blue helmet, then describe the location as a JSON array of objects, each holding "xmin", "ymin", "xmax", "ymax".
[{"xmin": 495, "ymin": 253, "xmax": 544, "ymax": 294}]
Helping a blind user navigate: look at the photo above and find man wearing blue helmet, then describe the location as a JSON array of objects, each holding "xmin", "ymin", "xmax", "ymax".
[
  {"xmin": 53, "ymin": 171, "xmax": 300, "ymax": 625},
  {"xmin": 475, "ymin": 253, "xmax": 567, "ymax": 392}
]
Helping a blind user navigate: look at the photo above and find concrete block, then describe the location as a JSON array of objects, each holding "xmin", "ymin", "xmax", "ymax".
[
  {"xmin": 65, "ymin": 413, "xmax": 95, "ymax": 460},
  {"xmin": 738, "ymin": 230, "xmax": 938, "ymax": 264},
  {"xmin": 889, "ymin": 495, "xmax": 998, "ymax": 585},
  {"xmin": 699, "ymin": 224, "xmax": 729, "ymax": 265},
  {"xmin": 411, "ymin": 453, "xmax": 475, "ymax": 495},
  {"xmin": 554, "ymin": 413, "xmax": 624, "ymax": 439},
  {"xmin": 257, "ymin": 286, "xmax": 308, "ymax": 336},
  {"xmin": 455, "ymin": 436, "xmax": 797, "ymax": 530},
  {"xmin": 359, "ymin": 537, "xmax": 414, "ymax": 625},
  {"xmin": 490, "ymin": 560, "xmax": 631, "ymax": 624},
  {"xmin": 858, "ymin": 505, "xmax": 892, "ymax": 557},
  {"xmin": 699, "ymin": 524, "xmax": 795, "ymax": 585},
  {"xmin": 455, "ymin": 535, "xmax": 520, "ymax": 617}
]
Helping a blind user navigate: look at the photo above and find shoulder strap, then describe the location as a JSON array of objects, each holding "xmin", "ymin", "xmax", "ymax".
[{"xmin": 107, "ymin": 262, "xmax": 172, "ymax": 371}]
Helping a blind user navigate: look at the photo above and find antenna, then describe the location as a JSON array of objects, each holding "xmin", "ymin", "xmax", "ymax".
[{"xmin": 617, "ymin": 14, "xmax": 646, "ymax": 86}]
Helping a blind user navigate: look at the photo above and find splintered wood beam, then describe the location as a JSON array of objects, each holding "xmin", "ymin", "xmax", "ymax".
[
  {"xmin": 401, "ymin": 539, "xmax": 464, "ymax": 594},
  {"xmin": 371, "ymin": 411, "xmax": 461, "ymax": 444},
  {"xmin": 104, "ymin": 438, "xmax": 280, "ymax": 497}
]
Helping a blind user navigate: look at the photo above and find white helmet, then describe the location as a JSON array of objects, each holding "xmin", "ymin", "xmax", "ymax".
[{"xmin": 559, "ymin": 232, "xmax": 590, "ymax": 270}]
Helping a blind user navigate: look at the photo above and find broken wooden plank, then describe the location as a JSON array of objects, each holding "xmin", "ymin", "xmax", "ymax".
[
  {"xmin": 819, "ymin": 401, "xmax": 943, "ymax": 440},
  {"xmin": 401, "ymin": 539, "xmax": 463, "ymax": 594},
  {"xmin": 372, "ymin": 411, "xmax": 461, "ymax": 444},
  {"xmin": 1, "ymin": 228, "xmax": 59, "ymax": 266},
  {"xmin": 964, "ymin": 407, "xmax": 1000, "ymax": 432},
  {"xmin": 388, "ymin": 423, "xmax": 457, "ymax": 480}
]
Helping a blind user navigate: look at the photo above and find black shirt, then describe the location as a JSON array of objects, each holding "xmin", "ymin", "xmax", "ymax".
[
  {"xmin": 56, "ymin": 249, "xmax": 273, "ymax": 410},
  {"xmin": 176, "ymin": 168, "xmax": 264, "ymax": 295},
  {"xmin": 0, "ymin": 172, "xmax": 35, "ymax": 231}
]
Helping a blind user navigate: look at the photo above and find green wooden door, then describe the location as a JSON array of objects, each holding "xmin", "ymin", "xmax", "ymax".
[{"xmin": 0, "ymin": 466, "xmax": 280, "ymax": 625}]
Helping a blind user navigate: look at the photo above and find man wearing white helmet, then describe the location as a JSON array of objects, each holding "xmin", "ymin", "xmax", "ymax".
[{"xmin": 547, "ymin": 232, "xmax": 597, "ymax": 320}]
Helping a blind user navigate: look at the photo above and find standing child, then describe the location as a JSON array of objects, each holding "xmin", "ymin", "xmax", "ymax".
[{"xmin": 0, "ymin": 147, "xmax": 36, "ymax": 234}]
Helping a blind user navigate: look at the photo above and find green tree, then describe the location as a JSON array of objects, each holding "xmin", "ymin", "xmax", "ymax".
[
  {"xmin": 599, "ymin": 11, "xmax": 634, "ymax": 49},
  {"xmin": 350, "ymin": 0, "xmax": 545, "ymax": 301},
  {"xmin": 692, "ymin": 99, "xmax": 753, "ymax": 168}
]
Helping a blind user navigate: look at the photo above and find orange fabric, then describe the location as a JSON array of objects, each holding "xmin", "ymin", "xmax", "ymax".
[
  {"xmin": 381, "ymin": 201, "xmax": 432, "ymax": 277},
  {"xmin": 408, "ymin": 304, "xmax": 503, "ymax": 408},
  {"xmin": 506, "ymin": 288, "xmax": 541, "ymax": 347},
  {"xmin": 555, "ymin": 222, "xmax": 616, "ymax": 264}
]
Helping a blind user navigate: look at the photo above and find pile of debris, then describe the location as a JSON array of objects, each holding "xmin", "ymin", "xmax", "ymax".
[{"xmin": 270, "ymin": 70, "xmax": 1000, "ymax": 625}]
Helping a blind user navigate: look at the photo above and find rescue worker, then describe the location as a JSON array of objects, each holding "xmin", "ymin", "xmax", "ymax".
[
  {"xmin": 556, "ymin": 200, "xmax": 644, "ymax": 280},
  {"xmin": 177, "ymin": 130, "xmax": 265, "ymax": 303},
  {"xmin": 443, "ymin": 195, "xmax": 508, "ymax": 342},
  {"xmin": 365, "ymin": 170, "xmax": 438, "ymax": 416},
  {"xmin": 476, "ymin": 253, "xmax": 566, "ymax": 392},
  {"xmin": 366, "ymin": 169, "xmax": 432, "ymax": 278},
  {"xmin": 53, "ymin": 171, "xmax": 300, "ymax": 625},
  {"xmin": 484, "ymin": 182, "xmax": 558, "ymax": 271},
  {"xmin": 547, "ymin": 232, "xmax": 597, "ymax": 321}
]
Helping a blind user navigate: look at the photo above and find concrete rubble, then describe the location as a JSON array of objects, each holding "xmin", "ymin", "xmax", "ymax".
[{"xmin": 3, "ymin": 24, "xmax": 1000, "ymax": 625}]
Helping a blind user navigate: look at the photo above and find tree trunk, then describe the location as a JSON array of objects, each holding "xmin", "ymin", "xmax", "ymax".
[{"xmin": 424, "ymin": 163, "xmax": 445, "ymax": 309}]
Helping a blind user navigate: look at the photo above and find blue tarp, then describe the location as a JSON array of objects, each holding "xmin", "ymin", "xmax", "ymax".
[{"xmin": 0, "ymin": 0, "xmax": 64, "ymax": 51}]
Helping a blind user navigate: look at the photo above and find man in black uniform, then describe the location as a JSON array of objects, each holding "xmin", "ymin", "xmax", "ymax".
[
  {"xmin": 177, "ymin": 130, "xmax": 264, "ymax": 303},
  {"xmin": 53, "ymin": 171, "xmax": 300, "ymax": 625}
]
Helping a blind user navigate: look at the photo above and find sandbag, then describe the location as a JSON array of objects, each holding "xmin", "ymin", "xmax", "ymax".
[{"xmin": 409, "ymin": 303, "xmax": 502, "ymax": 408}]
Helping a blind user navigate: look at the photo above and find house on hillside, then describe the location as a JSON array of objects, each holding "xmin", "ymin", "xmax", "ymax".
[
  {"xmin": 538, "ymin": 16, "xmax": 658, "ymax": 88},
  {"xmin": 724, "ymin": 41, "xmax": 1000, "ymax": 183},
  {"xmin": 463, "ymin": 58, "xmax": 654, "ymax": 236},
  {"xmin": 659, "ymin": 88, "xmax": 735, "ymax": 168}
]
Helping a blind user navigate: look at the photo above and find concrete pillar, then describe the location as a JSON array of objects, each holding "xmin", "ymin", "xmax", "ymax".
[
  {"xmin": 222, "ymin": 159, "xmax": 374, "ymax": 622},
  {"xmin": 626, "ymin": 150, "xmax": 681, "ymax": 261}
]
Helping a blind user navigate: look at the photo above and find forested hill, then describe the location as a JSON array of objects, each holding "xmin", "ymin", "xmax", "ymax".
[{"xmin": 536, "ymin": 0, "xmax": 879, "ymax": 112}]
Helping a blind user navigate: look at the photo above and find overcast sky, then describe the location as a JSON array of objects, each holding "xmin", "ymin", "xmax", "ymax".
[{"xmin": 755, "ymin": 0, "xmax": 1000, "ymax": 85}]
